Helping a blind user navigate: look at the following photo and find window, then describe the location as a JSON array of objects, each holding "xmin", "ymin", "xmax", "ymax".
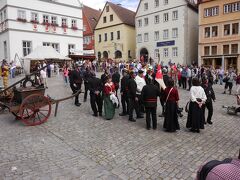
[
  {"xmin": 83, "ymin": 36, "xmax": 91, "ymax": 44},
  {"xmin": 172, "ymin": 11, "xmax": 178, "ymax": 20},
  {"xmin": 154, "ymin": 15, "xmax": 159, "ymax": 24},
  {"xmin": 144, "ymin": 18, "xmax": 148, "ymax": 26},
  {"xmin": 155, "ymin": 49, "xmax": 159, "ymax": 58},
  {"xmin": 204, "ymin": 46, "xmax": 210, "ymax": 55},
  {"xmin": 172, "ymin": 47, "xmax": 178, "ymax": 57},
  {"xmin": 23, "ymin": 41, "xmax": 32, "ymax": 56},
  {"xmin": 224, "ymin": 2, "xmax": 240, "ymax": 14},
  {"xmin": 68, "ymin": 44, "xmax": 75, "ymax": 55},
  {"xmin": 71, "ymin": 19, "xmax": 77, "ymax": 27},
  {"xmin": 154, "ymin": 31, "xmax": 159, "ymax": 41},
  {"xmin": 205, "ymin": 27, "xmax": 210, "ymax": 38},
  {"xmin": 164, "ymin": 0, "xmax": 168, "ymax": 5},
  {"xmin": 224, "ymin": 24, "xmax": 230, "ymax": 35},
  {"xmin": 106, "ymin": 5, "xmax": 109, "ymax": 12},
  {"xmin": 144, "ymin": 33, "xmax": 149, "ymax": 42},
  {"xmin": 128, "ymin": 50, "xmax": 131, "ymax": 58},
  {"xmin": 103, "ymin": 16, "xmax": 106, "ymax": 23},
  {"xmin": 144, "ymin": 3, "xmax": 148, "ymax": 11},
  {"xmin": 111, "ymin": 32, "xmax": 114, "ymax": 41},
  {"xmin": 163, "ymin": 48, "xmax": 168, "ymax": 57},
  {"xmin": 163, "ymin": 13, "xmax": 168, "ymax": 22},
  {"xmin": 51, "ymin": 16, "xmax": 57, "ymax": 25},
  {"xmin": 211, "ymin": 46, "xmax": 217, "ymax": 55},
  {"xmin": 117, "ymin": 31, "xmax": 120, "ymax": 40},
  {"xmin": 138, "ymin": 19, "xmax": 142, "ymax": 27},
  {"xmin": 155, "ymin": 0, "xmax": 159, "ymax": 7},
  {"xmin": 98, "ymin": 34, "xmax": 101, "ymax": 42},
  {"xmin": 223, "ymin": 45, "xmax": 229, "ymax": 54},
  {"xmin": 232, "ymin": 23, "xmax": 239, "ymax": 35},
  {"xmin": 3, "ymin": 10, "xmax": 6, "ymax": 20},
  {"xmin": 62, "ymin": 18, "xmax": 67, "ymax": 27},
  {"xmin": 172, "ymin": 28, "xmax": 178, "ymax": 38},
  {"xmin": 212, "ymin": 26, "xmax": 218, "ymax": 37},
  {"xmin": 31, "ymin": 12, "xmax": 38, "ymax": 21},
  {"xmin": 231, "ymin": 44, "xmax": 238, "ymax": 54},
  {"xmin": 43, "ymin": 42, "xmax": 59, "ymax": 52},
  {"xmin": 3, "ymin": 41, "xmax": 7, "ymax": 59},
  {"xmin": 110, "ymin": 15, "xmax": 113, "ymax": 22},
  {"xmin": 163, "ymin": 29, "xmax": 169, "ymax": 39},
  {"xmin": 17, "ymin": 10, "xmax": 26, "ymax": 19},
  {"xmin": 204, "ymin": 6, "xmax": 219, "ymax": 17},
  {"xmin": 83, "ymin": 25, "xmax": 86, "ymax": 31},
  {"xmin": 104, "ymin": 33, "xmax": 107, "ymax": 41},
  {"xmin": 0, "ymin": 12, "xmax": 3, "ymax": 22},
  {"xmin": 137, "ymin": 34, "xmax": 142, "ymax": 43},
  {"xmin": 43, "ymin": 15, "xmax": 49, "ymax": 23}
]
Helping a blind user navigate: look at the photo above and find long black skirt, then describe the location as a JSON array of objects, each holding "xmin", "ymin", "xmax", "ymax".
[
  {"xmin": 163, "ymin": 101, "xmax": 180, "ymax": 132},
  {"xmin": 186, "ymin": 101, "xmax": 204, "ymax": 130}
]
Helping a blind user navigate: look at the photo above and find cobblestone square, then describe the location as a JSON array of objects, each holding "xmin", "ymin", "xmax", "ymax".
[{"xmin": 0, "ymin": 75, "xmax": 239, "ymax": 180}]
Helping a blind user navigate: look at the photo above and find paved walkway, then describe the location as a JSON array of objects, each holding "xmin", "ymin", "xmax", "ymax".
[{"xmin": 0, "ymin": 74, "xmax": 239, "ymax": 180}]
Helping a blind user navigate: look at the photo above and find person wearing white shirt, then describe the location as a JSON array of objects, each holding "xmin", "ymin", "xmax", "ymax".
[
  {"xmin": 186, "ymin": 78, "xmax": 207, "ymax": 133},
  {"xmin": 40, "ymin": 69, "xmax": 47, "ymax": 88},
  {"xmin": 135, "ymin": 69, "xmax": 146, "ymax": 114},
  {"xmin": 186, "ymin": 67, "xmax": 192, "ymax": 90}
]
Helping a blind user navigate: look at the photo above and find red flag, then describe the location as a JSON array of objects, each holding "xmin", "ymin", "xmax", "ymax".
[{"xmin": 155, "ymin": 65, "xmax": 163, "ymax": 79}]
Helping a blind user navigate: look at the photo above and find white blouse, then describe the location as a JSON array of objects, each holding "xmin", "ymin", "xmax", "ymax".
[{"xmin": 190, "ymin": 86, "xmax": 207, "ymax": 102}]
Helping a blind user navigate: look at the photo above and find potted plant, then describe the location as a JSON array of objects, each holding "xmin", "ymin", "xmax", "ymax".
[
  {"xmin": 71, "ymin": 26, "xmax": 78, "ymax": 30},
  {"xmin": 51, "ymin": 23, "xmax": 59, "ymax": 27},
  {"xmin": 17, "ymin": 18, "xmax": 27, "ymax": 22},
  {"xmin": 61, "ymin": 24, "xmax": 68, "ymax": 28},
  {"xmin": 42, "ymin": 22, "xmax": 50, "ymax": 26},
  {"xmin": 30, "ymin": 20, "xmax": 39, "ymax": 24}
]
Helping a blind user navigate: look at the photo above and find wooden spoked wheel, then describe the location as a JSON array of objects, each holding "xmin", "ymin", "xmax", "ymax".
[{"xmin": 19, "ymin": 94, "xmax": 51, "ymax": 126}]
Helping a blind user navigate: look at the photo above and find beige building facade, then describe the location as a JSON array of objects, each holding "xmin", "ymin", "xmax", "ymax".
[
  {"xmin": 94, "ymin": 2, "xmax": 136, "ymax": 62},
  {"xmin": 199, "ymin": 0, "xmax": 240, "ymax": 72}
]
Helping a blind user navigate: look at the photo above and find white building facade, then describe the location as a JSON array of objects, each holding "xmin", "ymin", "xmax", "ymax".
[
  {"xmin": 0, "ymin": 0, "xmax": 83, "ymax": 62},
  {"xmin": 136, "ymin": 0, "xmax": 198, "ymax": 65}
]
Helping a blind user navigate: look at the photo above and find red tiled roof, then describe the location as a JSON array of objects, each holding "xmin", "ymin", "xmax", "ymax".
[
  {"xmin": 108, "ymin": 2, "xmax": 136, "ymax": 27},
  {"xmin": 83, "ymin": 5, "xmax": 101, "ymax": 31}
]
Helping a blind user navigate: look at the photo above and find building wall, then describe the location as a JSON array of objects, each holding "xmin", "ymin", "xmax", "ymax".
[
  {"xmin": 199, "ymin": 0, "xmax": 240, "ymax": 71},
  {"xmin": 95, "ymin": 2, "xmax": 136, "ymax": 61},
  {"xmin": 95, "ymin": 24, "xmax": 136, "ymax": 61},
  {"xmin": 83, "ymin": 12, "xmax": 94, "ymax": 51},
  {"xmin": 136, "ymin": 0, "xmax": 198, "ymax": 65},
  {"xmin": 0, "ymin": 0, "xmax": 83, "ymax": 62}
]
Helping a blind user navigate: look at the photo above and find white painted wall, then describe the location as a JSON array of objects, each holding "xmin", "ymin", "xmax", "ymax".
[
  {"xmin": 136, "ymin": 0, "xmax": 198, "ymax": 65},
  {"xmin": 0, "ymin": 0, "xmax": 83, "ymax": 62}
]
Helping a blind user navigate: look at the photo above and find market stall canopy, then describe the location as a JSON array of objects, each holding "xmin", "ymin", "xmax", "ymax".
[
  {"xmin": 23, "ymin": 46, "xmax": 71, "ymax": 73},
  {"xmin": 24, "ymin": 46, "xmax": 71, "ymax": 60}
]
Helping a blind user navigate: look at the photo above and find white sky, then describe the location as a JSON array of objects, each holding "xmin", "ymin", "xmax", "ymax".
[{"xmin": 82, "ymin": 0, "xmax": 138, "ymax": 11}]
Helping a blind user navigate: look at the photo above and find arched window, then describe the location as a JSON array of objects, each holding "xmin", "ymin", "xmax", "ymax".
[
  {"xmin": 103, "ymin": 51, "xmax": 108, "ymax": 59},
  {"xmin": 98, "ymin": 52, "xmax": 101, "ymax": 60},
  {"xmin": 115, "ymin": 50, "xmax": 122, "ymax": 59}
]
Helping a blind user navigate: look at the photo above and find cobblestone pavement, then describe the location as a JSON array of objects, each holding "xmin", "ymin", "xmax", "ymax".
[{"xmin": 0, "ymin": 74, "xmax": 239, "ymax": 180}]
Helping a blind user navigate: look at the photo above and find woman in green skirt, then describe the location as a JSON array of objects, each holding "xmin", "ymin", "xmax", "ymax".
[{"xmin": 103, "ymin": 76, "xmax": 116, "ymax": 120}]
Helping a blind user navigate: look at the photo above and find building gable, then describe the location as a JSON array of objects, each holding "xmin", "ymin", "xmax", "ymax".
[{"xmin": 95, "ymin": 2, "xmax": 135, "ymax": 30}]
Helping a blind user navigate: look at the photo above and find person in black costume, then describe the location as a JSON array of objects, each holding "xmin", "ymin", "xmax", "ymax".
[
  {"xmin": 69, "ymin": 65, "xmax": 82, "ymax": 106},
  {"xmin": 112, "ymin": 67, "xmax": 120, "ymax": 97},
  {"xmin": 83, "ymin": 67, "xmax": 92, "ymax": 102},
  {"xmin": 141, "ymin": 79, "xmax": 161, "ymax": 130},
  {"xmin": 119, "ymin": 69, "xmax": 129, "ymax": 116},
  {"xmin": 201, "ymin": 76, "xmax": 216, "ymax": 124},
  {"xmin": 128, "ymin": 71, "xmax": 143, "ymax": 122},
  {"xmin": 88, "ymin": 73, "xmax": 103, "ymax": 117}
]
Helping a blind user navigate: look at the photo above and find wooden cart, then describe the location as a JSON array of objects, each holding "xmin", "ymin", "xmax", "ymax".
[{"xmin": 0, "ymin": 66, "xmax": 80, "ymax": 126}]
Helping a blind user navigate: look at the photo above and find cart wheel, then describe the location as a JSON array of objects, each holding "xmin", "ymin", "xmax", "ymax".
[{"xmin": 19, "ymin": 94, "xmax": 51, "ymax": 126}]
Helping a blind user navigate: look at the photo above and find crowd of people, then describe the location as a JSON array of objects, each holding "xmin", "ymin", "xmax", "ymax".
[{"xmin": 63, "ymin": 60, "xmax": 239, "ymax": 133}]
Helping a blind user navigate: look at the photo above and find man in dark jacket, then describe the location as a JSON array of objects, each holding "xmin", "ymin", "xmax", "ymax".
[
  {"xmin": 141, "ymin": 79, "xmax": 161, "ymax": 130},
  {"xmin": 83, "ymin": 67, "xmax": 92, "ymax": 102},
  {"xmin": 112, "ymin": 67, "xmax": 120, "ymax": 97},
  {"xmin": 69, "ymin": 65, "xmax": 82, "ymax": 106},
  {"xmin": 128, "ymin": 71, "xmax": 143, "ymax": 122},
  {"xmin": 101, "ymin": 69, "xmax": 109, "ymax": 86},
  {"xmin": 202, "ymin": 76, "xmax": 216, "ymax": 124},
  {"xmin": 88, "ymin": 73, "xmax": 103, "ymax": 117},
  {"xmin": 119, "ymin": 69, "xmax": 129, "ymax": 116}
]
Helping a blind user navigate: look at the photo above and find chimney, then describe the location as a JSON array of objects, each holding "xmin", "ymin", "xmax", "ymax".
[{"xmin": 116, "ymin": 3, "xmax": 122, "ymax": 6}]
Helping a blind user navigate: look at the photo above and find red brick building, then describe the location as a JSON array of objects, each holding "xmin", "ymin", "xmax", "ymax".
[{"xmin": 82, "ymin": 5, "xmax": 100, "ymax": 60}]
